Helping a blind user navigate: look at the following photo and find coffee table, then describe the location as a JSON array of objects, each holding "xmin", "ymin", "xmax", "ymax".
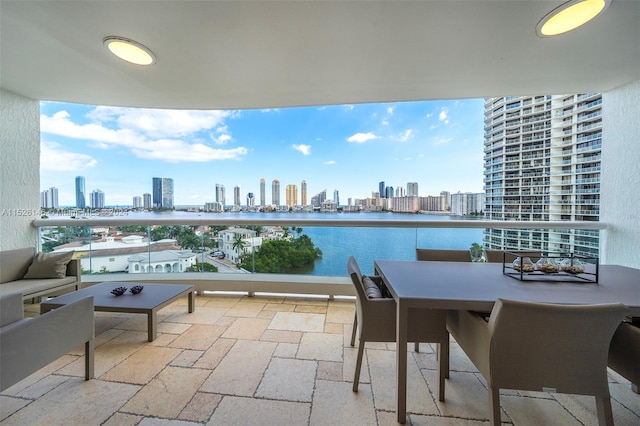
[{"xmin": 40, "ymin": 282, "xmax": 195, "ymax": 342}]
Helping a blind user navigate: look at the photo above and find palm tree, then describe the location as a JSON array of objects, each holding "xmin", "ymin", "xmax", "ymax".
[{"xmin": 232, "ymin": 234, "xmax": 247, "ymax": 254}]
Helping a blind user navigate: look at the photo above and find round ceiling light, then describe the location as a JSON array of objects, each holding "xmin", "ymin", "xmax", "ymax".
[
  {"xmin": 537, "ymin": 0, "xmax": 610, "ymax": 37},
  {"xmin": 103, "ymin": 36, "xmax": 156, "ymax": 65}
]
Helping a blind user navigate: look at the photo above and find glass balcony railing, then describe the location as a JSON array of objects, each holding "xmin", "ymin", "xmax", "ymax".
[{"xmin": 33, "ymin": 215, "xmax": 606, "ymax": 296}]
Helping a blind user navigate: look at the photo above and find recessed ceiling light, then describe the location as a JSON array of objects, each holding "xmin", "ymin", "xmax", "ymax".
[
  {"xmin": 103, "ymin": 36, "xmax": 156, "ymax": 65},
  {"xmin": 537, "ymin": 0, "xmax": 610, "ymax": 37}
]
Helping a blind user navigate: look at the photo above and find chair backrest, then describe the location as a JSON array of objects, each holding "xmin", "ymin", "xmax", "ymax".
[
  {"xmin": 484, "ymin": 249, "xmax": 540, "ymax": 264},
  {"xmin": 416, "ymin": 248, "xmax": 471, "ymax": 262},
  {"xmin": 346, "ymin": 256, "xmax": 397, "ymax": 342},
  {"xmin": 487, "ymin": 298, "xmax": 628, "ymax": 396}
]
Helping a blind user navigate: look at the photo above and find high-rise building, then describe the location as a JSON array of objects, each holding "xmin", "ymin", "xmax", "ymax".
[
  {"xmin": 379, "ymin": 181, "xmax": 385, "ymax": 198},
  {"xmin": 272, "ymin": 179, "xmax": 280, "ymax": 206},
  {"xmin": 333, "ymin": 189, "xmax": 339, "ymax": 206},
  {"xmin": 259, "ymin": 178, "xmax": 266, "ymax": 206},
  {"xmin": 143, "ymin": 193, "xmax": 152, "ymax": 209},
  {"xmin": 483, "ymin": 94, "xmax": 602, "ymax": 257},
  {"xmin": 215, "ymin": 183, "xmax": 225, "ymax": 206},
  {"xmin": 233, "ymin": 185, "xmax": 241, "ymax": 206},
  {"xmin": 407, "ymin": 182, "xmax": 418, "ymax": 197},
  {"xmin": 41, "ymin": 187, "xmax": 59, "ymax": 209},
  {"xmin": 161, "ymin": 178, "xmax": 174, "ymax": 208},
  {"xmin": 311, "ymin": 189, "xmax": 326, "ymax": 207},
  {"xmin": 385, "ymin": 186, "xmax": 394, "ymax": 199},
  {"xmin": 395, "ymin": 186, "xmax": 406, "ymax": 197},
  {"xmin": 286, "ymin": 184, "xmax": 298, "ymax": 207},
  {"xmin": 301, "ymin": 180, "xmax": 307, "ymax": 206},
  {"xmin": 133, "ymin": 196, "xmax": 142, "ymax": 208},
  {"xmin": 153, "ymin": 177, "xmax": 174, "ymax": 208},
  {"xmin": 75, "ymin": 176, "xmax": 86, "ymax": 208},
  {"xmin": 451, "ymin": 192, "xmax": 485, "ymax": 215},
  {"xmin": 247, "ymin": 192, "xmax": 255, "ymax": 207},
  {"xmin": 90, "ymin": 189, "xmax": 105, "ymax": 208}
]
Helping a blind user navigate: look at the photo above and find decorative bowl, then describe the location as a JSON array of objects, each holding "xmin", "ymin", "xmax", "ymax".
[
  {"xmin": 111, "ymin": 286, "xmax": 127, "ymax": 296},
  {"xmin": 130, "ymin": 285, "xmax": 144, "ymax": 294}
]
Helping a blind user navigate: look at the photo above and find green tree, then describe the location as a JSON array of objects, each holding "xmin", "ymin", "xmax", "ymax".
[
  {"xmin": 185, "ymin": 261, "xmax": 218, "ymax": 272},
  {"xmin": 238, "ymin": 232, "xmax": 322, "ymax": 273},
  {"xmin": 232, "ymin": 235, "xmax": 247, "ymax": 253},
  {"xmin": 470, "ymin": 242, "xmax": 484, "ymax": 262}
]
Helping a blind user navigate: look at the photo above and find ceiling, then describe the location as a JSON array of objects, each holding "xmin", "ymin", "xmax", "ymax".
[{"xmin": 1, "ymin": 1, "xmax": 639, "ymax": 110}]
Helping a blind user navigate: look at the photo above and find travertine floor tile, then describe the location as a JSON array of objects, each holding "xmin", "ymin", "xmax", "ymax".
[
  {"xmin": 3, "ymin": 378, "xmax": 139, "ymax": 425},
  {"xmin": 193, "ymin": 338, "xmax": 235, "ymax": 370},
  {"xmin": 367, "ymin": 348, "xmax": 438, "ymax": 415},
  {"xmin": 178, "ymin": 392, "xmax": 222, "ymax": 422},
  {"xmin": 256, "ymin": 357, "xmax": 317, "ymax": 402},
  {"xmin": 0, "ymin": 395, "xmax": 31, "ymax": 422},
  {"xmin": 138, "ymin": 418, "xmax": 201, "ymax": 425},
  {"xmin": 264, "ymin": 302, "xmax": 295, "ymax": 312},
  {"xmin": 221, "ymin": 317, "xmax": 270, "ymax": 340},
  {"xmin": 225, "ymin": 302, "xmax": 265, "ymax": 318},
  {"xmin": 1, "ymin": 355, "xmax": 76, "ymax": 396},
  {"xmin": 317, "ymin": 360, "xmax": 343, "ymax": 382},
  {"xmin": 297, "ymin": 332, "xmax": 344, "ymax": 362},
  {"xmin": 200, "ymin": 340, "xmax": 277, "ymax": 396},
  {"xmin": 168, "ymin": 324, "xmax": 225, "ymax": 351},
  {"xmin": 344, "ymin": 345, "xmax": 370, "ymax": 383},
  {"xmin": 324, "ymin": 322, "xmax": 344, "ymax": 334},
  {"xmin": 102, "ymin": 412, "xmax": 143, "ymax": 426},
  {"xmin": 121, "ymin": 366, "xmax": 208, "ymax": 418},
  {"xmin": 58, "ymin": 330, "xmax": 148, "ymax": 377},
  {"xmin": 273, "ymin": 342, "xmax": 298, "ymax": 358},
  {"xmin": 309, "ymin": 379, "xmax": 377, "ymax": 425},
  {"xmin": 408, "ymin": 413, "xmax": 490, "ymax": 425},
  {"xmin": 260, "ymin": 329, "xmax": 303, "ymax": 343},
  {"xmin": 295, "ymin": 304, "xmax": 327, "ymax": 313},
  {"xmin": 207, "ymin": 395, "xmax": 310, "ymax": 426},
  {"xmin": 171, "ymin": 349, "xmax": 205, "ymax": 368},
  {"xmin": 100, "ymin": 345, "xmax": 182, "ymax": 384},
  {"xmin": 202, "ymin": 296, "xmax": 242, "ymax": 308},
  {"xmin": 501, "ymin": 394, "xmax": 581, "ymax": 425},
  {"xmin": 268, "ymin": 311, "xmax": 326, "ymax": 332},
  {"xmin": 326, "ymin": 305, "xmax": 355, "ymax": 324},
  {"xmin": 166, "ymin": 306, "xmax": 226, "ymax": 324},
  {"xmin": 552, "ymin": 391, "xmax": 640, "ymax": 426}
]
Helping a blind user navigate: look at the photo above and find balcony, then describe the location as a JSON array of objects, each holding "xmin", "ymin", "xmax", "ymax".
[{"xmin": 2, "ymin": 291, "xmax": 638, "ymax": 425}]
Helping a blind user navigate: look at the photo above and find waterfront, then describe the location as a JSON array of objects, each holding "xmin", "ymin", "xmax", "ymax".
[{"xmin": 124, "ymin": 211, "xmax": 484, "ymax": 276}]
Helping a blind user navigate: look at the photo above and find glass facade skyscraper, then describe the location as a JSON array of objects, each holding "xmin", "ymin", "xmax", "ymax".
[
  {"xmin": 152, "ymin": 177, "xmax": 174, "ymax": 208},
  {"xmin": 260, "ymin": 178, "xmax": 266, "ymax": 206},
  {"xmin": 75, "ymin": 176, "xmax": 86, "ymax": 208},
  {"xmin": 272, "ymin": 179, "xmax": 280, "ymax": 206}
]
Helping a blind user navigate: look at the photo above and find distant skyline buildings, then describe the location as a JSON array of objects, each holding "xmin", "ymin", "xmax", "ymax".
[
  {"xmin": 215, "ymin": 183, "xmax": 225, "ymax": 206},
  {"xmin": 90, "ymin": 189, "xmax": 105, "ymax": 208},
  {"xmin": 301, "ymin": 180, "xmax": 307, "ymax": 207},
  {"xmin": 260, "ymin": 178, "xmax": 266, "ymax": 207},
  {"xmin": 272, "ymin": 179, "xmax": 280, "ymax": 206},
  {"xmin": 40, "ymin": 186, "xmax": 59, "ymax": 209}
]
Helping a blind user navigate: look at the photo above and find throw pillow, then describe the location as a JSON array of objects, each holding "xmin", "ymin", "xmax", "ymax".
[
  {"xmin": 362, "ymin": 275, "xmax": 392, "ymax": 299},
  {"xmin": 23, "ymin": 251, "xmax": 74, "ymax": 279},
  {"xmin": 362, "ymin": 276, "xmax": 383, "ymax": 298}
]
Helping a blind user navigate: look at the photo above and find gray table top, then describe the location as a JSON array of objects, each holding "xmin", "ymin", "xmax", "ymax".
[
  {"xmin": 41, "ymin": 282, "xmax": 194, "ymax": 311},
  {"xmin": 374, "ymin": 260, "xmax": 640, "ymax": 316}
]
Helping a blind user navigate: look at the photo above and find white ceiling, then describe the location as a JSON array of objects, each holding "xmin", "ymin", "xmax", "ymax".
[{"xmin": 1, "ymin": 0, "xmax": 639, "ymax": 110}]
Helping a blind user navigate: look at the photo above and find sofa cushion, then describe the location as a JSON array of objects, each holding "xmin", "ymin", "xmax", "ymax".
[
  {"xmin": 363, "ymin": 276, "xmax": 383, "ymax": 298},
  {"xmin": 0, "ymin": 247, "xmax": 35, "ymax": 283},
  {"xmin": 23, "ymin": 252, "xmax": 73, "ymax": 279},
  {"xmin": 1, "ymin": 277, "xmax": 77, "ymax": 298}
]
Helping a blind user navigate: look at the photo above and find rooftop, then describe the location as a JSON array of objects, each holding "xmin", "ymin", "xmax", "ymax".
[{"xmin": 2, "ymin": 294, "xmax": 638, "ymax": 425}]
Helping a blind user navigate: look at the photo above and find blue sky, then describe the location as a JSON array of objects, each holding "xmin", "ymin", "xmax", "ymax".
[{"xmin": 40, "ymin": 99, "xmax": 485, "ymax": 206}]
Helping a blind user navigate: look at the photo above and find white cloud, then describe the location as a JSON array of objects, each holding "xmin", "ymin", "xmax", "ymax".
[
  {"xmin": 343, "ymin": 104, "xmax": 355, "ymax": 111},
  {"xmin": 434, "ymin": 137, "xmax": 454, "ymax": 145},
  {"xmin": 41, "ymin": 109, "xmax": 248, "ymax": 163},
  {"xmin": 398, "ymin": 129, "xmax": 415, "ymax": 142},
  {"xmin": 293, "ymin": 144, "xmax": 312, "ymax": 155},
  {"xmin": 86, "ymin": 106, "xmax": 232, "ymax": 139},
  {"xmin": 324, "ymin": 160, "xmax": 336, "ymax": 165},
  {"xmin": 40, "ymin": 141, "xmax": 97, "ymax": 171},
  {"xmin": 216, "ymin": 134, "xmax": 232, "ymax": 145},
  {"xmin": 438, "ymin": 108, "xmax": 449, "ymax": 124},
  {"xmin": 347, "ymin": 132, "xmax": 379, "ymax": 143}
]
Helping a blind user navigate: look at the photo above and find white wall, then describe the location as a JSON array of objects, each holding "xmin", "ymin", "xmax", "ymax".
[
  {"xmin": 0, "ymin": 90, "xmax": 40, "ymax": 250},
  {"xmin": 601, "ymin": 79, "xmax": 640, "ymax": 268}
]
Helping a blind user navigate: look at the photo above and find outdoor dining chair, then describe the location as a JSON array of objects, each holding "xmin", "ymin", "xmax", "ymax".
[
  {"xmin": 416, "ymin": 248, "xmax": 472, "ymax": 262},
  {"xmin": 447, "ymin": 298, "xmax": 628, "ymax": 426},
  {"xmin": 347, "ymin": 256, "xmax": 450, "ymax": 400}
]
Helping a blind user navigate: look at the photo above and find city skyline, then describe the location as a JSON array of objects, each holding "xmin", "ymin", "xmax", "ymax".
[{"xmin": 40, "ymin": 99, "xmax": 485, "ymax": 206}]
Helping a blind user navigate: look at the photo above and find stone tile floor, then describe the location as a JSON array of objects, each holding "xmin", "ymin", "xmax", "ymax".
[{"xmin": 1, "ymin": 293, "xmax": 638, "ymax": 425}]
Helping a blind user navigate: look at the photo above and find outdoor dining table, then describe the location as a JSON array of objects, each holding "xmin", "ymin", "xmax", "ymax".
[{"xmin": 373, "ymin": 259, "xmax": 640, "ymax": 423}]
